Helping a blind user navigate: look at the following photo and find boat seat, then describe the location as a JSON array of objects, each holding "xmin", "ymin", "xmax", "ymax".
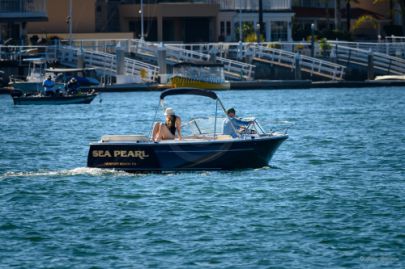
[
  {"xmin": 215, "ymin": 135, "xmax": 233, "ymax": 140},
  {"xmin": 101, "ymin": 135, "xmax": 149, "ymax": 142}
]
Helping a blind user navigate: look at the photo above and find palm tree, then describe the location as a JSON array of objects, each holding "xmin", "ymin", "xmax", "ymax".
[{"xmin": 353, "ymin": 0, "xmax": 405, "ymax": 36}]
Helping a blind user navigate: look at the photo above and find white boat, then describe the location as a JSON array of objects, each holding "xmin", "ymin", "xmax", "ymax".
[
  {"xmin": 10, "ymin": 58, "xmax": 63, "ymax": 93},
  {"xmin": 374, "ymin": 75, "xmax": 405, "ymax": 81},
  {"xmin": 87, "ymin": 88, "xmax": 288, "ymax": 172},
  {"xmin": 169, "ymin": 63, "xmax": 230, "ymax": 90},
  {"xmin": 11, "ymin": 64, "xmax": 100, "ymax": 93}
]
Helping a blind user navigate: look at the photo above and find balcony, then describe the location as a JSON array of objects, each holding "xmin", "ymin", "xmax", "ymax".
[
  {"xmin": 209, "ymin": 0, "xmax": 291, "ymax": 11},
  {"xmin": 0, "ymin": 0, "xmax": 48, "ymax": 21}
]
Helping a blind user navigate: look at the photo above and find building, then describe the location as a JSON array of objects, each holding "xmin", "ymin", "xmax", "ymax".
[
  {"xmin": 292, "ymin": 0, "xmax": 398, "ymax": 40},
  {"xmin": 115, "ymin": 0, "xmax": 293, "ymax": 42},
  {"xmin": 0, "ymin": 0, "xmax": 294, "ymax": 43},
  {"xmin": 216, "ymin": 0, "xmax": 293, "ymax": 42},
  {"xmin": 27, "ymin": 0, "xmax": 96, "ymax": 37},
  {"xmin": 0, "ymin": 0, "xmax": 48, "ymax": 44},
  {"xmin": 117, "ymin": 1, "xmax": 219, "ymax": 42}
]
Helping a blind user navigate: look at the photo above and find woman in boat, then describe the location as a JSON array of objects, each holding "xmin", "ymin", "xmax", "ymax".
[{"xmin": 152, "ymin": 107, "xmax": 182, "ymax": 142}]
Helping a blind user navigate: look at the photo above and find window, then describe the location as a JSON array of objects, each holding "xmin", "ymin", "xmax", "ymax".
[
  {"xmin": 271, "ymin": 21, "xmax": 288, "ymax": 41},
  {"xmin": 220, "ymin": 21, "xmax": 225, "ymax": 35},
  {"xmin": 226, "ymin": 21, "xmax": 231, "ymax": 36}
]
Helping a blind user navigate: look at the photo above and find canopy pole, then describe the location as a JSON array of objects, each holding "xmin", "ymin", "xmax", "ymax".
[
  {"xmin": 214, "ymin": 100, "xmax": 218, "ymax": 139},
  {"xmin": 148, "ymin": 99, "xmax": 162, "ymax": 140}
]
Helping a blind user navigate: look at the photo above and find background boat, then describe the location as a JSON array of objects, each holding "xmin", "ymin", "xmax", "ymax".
[
  {"xmin": 11, "ymin": 90, "xmax": 98, "ymax": 105},
  {"xmin": 169, "ymin": 63, "xmax": 230, "ymax": 90}
]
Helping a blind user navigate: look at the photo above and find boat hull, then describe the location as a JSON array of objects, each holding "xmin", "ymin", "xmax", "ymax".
[
  {"xmin": 170, "ymin": 76, "xmax": 230, "ymax": 90},
  {"xmin": 12, "ymin": 94, "xmax": 98, "ymax": 105},
  {"xmin": 87, "ymin": 135, "xmax": 287, "ymax": 172}
]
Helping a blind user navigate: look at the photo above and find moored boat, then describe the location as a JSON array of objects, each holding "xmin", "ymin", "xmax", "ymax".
[
  {"xmin": 10, "ymin": 58, "xmax": 64, "ymax": 93},
  {"xmin": 10, "ymin": 65, "xmax": 99, "ymax": 93},
  {"xmin": 87, "ymin": 88, "xmax": 287, "ymax": 172},
  {"xmin": 10, "ymin": 89, "xmax": 98, "ymax": 105},
  {"xmin": 169, "ymin": 63, "xmax": 230, "ymax": 90}
]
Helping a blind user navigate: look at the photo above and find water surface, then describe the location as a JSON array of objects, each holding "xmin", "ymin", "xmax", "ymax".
[{"xmin": 0, "ymin": 88, "xmax": 404, "ymax": 268}]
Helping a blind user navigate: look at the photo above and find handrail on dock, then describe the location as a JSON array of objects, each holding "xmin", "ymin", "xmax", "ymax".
[
  {"xmin": 332, "ymin": 45, "xmax": 405, "ymax": 75},
  {"xmin": 56, "ymin": 46, "xmax": 159, "ymax": 82},
  {"xmin": 130, "ymin": 39, "xmax": 255, "ymax": 80}
]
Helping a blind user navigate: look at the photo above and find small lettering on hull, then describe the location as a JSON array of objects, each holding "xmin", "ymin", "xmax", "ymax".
[{"xmin": 92, "ymin": 150, "xmax": 149, "ymax": 159}]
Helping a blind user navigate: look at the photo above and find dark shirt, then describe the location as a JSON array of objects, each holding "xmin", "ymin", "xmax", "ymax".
[{"xmin": 165, "ymin": 115, "xmax": 177, "ymax": 135}]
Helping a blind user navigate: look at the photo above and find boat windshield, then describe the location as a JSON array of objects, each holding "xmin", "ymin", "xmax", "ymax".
[{"xmin": 184, "ymin": 116, "xmax": 266, "ymax": 137}]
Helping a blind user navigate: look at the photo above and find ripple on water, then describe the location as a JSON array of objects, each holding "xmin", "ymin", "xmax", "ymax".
[{"xmin": 0, "ymin": 89, "xmax": 404, "ymax": 268}]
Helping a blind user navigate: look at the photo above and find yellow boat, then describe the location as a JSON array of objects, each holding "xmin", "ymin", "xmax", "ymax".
[{"xmin": 169, "ymin": 63, "xmax": 230, "ymax": 90}]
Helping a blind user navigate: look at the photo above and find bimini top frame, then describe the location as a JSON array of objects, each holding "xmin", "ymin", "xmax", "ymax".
[{"xmin": 160, "ymin": 88, "xmax": 218, "ymax": 101}]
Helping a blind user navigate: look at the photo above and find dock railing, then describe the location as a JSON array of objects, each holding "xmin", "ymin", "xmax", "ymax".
[
  {"xmin": 252, "ymin": 44, "xmax": 345, "ymax": 80},
  {"xmin": 56, "ymin": 46, "xmax": 159, "ymax": 82},
  {"xmin": 170, "ymin": 42, "xmax": 345, "ymax": 80},
  {"xmin": 332, "ymin": 45, "xmax": 405, "ymax": 75},
  {"xmin": 329, "ymin": 40, "xmax": 405, "ymax": 58},
  {"xmin": 130, "ymin": 39, "xmax": 255, "ymax": 80}
]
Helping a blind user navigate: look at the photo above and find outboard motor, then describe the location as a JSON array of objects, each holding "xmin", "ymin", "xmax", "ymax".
[{"xmin": 10, "ymin": 89, "xmax": 23, "ymax": 98}]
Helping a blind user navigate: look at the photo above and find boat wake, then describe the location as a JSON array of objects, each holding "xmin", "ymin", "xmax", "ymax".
[{"xmin": 0, "ymin": 167, "xmax": 130, "ymax": 180}]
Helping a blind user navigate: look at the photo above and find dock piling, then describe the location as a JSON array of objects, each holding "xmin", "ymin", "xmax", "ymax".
[
  {"xmin": 367, "ymin": 50, "xmax": 374, "ymax": 80},
  {"xmin": 157, "ymin": 43, "xmax": 167, "ymax": 83}
]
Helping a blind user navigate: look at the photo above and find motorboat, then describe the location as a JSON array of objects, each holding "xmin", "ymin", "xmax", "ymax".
[
  {"xmin": 87, "ymin": 88, "xmax": 288, "ymax": 172},
  {"xmin": 10, "ymin": 89, "xmax": 98, "ymax": 105},
  {"xmin": 169, "ymin": 63, "xmax": 230, "ymax": 90},
  {"xmin": 9, "ymin": 58, "xmax": 64, "ymax": 93},
  {"xmin": 47, "ymin": 67, "xmax": 100, "ymax": 87},
  {"xmin": 10, "ymin": 65, "xmax": 99, "ymax": 93}
]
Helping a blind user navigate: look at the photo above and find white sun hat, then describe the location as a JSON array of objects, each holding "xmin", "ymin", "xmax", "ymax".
[{"xmin": 164, "ymin": 107, "xmax": 175, "ymax": 116}]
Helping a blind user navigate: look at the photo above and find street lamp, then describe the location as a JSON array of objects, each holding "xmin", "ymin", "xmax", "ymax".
[
  {"xmin": 239, "ymin": 0, "xmax": 242, "ymax": 41},
  {"xmin": 140, "ymin": 0, "xmax": 144, "ymax": 41},
  {"xmin": 311, "ymin": 23, "xmax": 315, "ymax": 57},
  {"xmin": 256, "ymin": 23, "xmax": 261, "ymax": 44},
  {"xmin": 68, "ymin": 0, "xmax": 72, "ymax": 46}
]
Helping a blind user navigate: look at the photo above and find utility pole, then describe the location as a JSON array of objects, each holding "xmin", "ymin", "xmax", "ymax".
[
  {"xmin": 140, "ymin": 0, "xmax": 144, "ymax": 41},
  {"xmin": 258, "ymin": 0, "xmax": 264, "ymax": 39},
  {"xmin": 239, "ymin": 0, "xmax": 242, "ymax": 41},
  {"xmin": 68, "ymin": 0, "xmax": 73, "ymax": 45},
  {"xmin": 334, "ymin": 0, "xmax": 341, "ymax": 31},
  {"xmin": 346, "ymin": 0, "xmax": 351, "ymax": 33}
]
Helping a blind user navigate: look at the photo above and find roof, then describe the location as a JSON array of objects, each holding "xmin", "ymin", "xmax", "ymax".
[{"xmin": 23, "ymin": 57, "xmax": 47, "ymax": 63}]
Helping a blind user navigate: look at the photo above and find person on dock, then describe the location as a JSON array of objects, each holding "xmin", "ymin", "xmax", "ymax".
[
  {"xmin": 223, "ymin": 108, "xmax": 254, "ymax": 138},
  {"xmin": 152, "ymin": 107, "xmax": 182, "ymax": 142},
  {"xmin": 42, "ymin": 75, "xmax": 56, "ymax": 96}
]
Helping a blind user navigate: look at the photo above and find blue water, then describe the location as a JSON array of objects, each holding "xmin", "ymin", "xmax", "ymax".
[{"xmin": 0, "ymin": 88, "xmax": 404, "ymax": 268}]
